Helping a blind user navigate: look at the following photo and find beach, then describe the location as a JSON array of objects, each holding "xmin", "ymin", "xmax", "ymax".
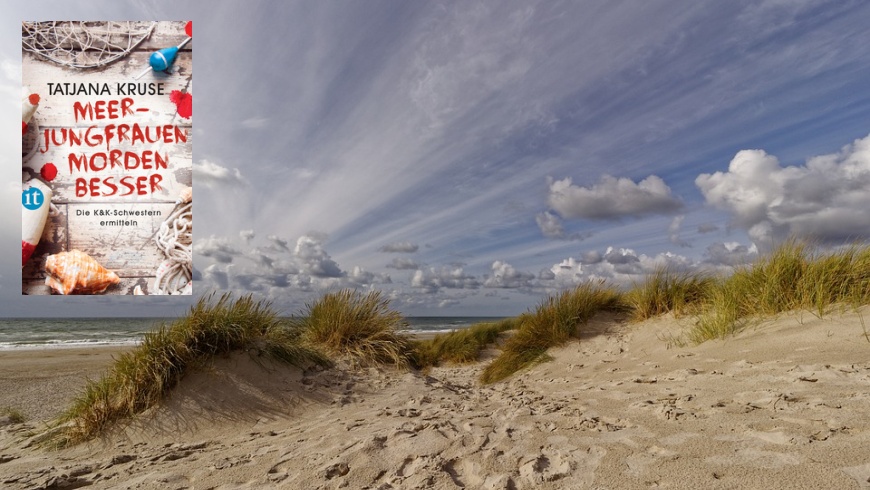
[{"xmin": 1, "ymin": 309, "xmax": 870, "ymax": 489}]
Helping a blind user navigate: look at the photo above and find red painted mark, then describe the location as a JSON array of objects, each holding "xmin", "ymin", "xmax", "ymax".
[
  {"xmin": 28, "ymin": 93, "xmax": 40, "ymax": 105},
  {"xmin": 170, "ymin": 90, "xmax": 192, "ymax": 119},
  {"xmin": 41, "ymin": 162, "xmax": 58, "ymax": 181},
  {"xmin": 22, "ymin": 121, "xmax": 27, "ymax": 135},
  {"xmin": 185, "ymin": 21, "xmax": 192, "ymax": 37},
  {"xmin": 136, "ymin": 108, "xmax": 150, "ymax": 112},
  {"xmin": 22, "ymin": 241, "xmax": 36, "ymax": 266}
]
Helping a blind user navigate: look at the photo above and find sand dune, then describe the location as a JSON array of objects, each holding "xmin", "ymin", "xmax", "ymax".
[{"xmin": 2, "ymin": 308, "xmax": 870, "ymax": 489}]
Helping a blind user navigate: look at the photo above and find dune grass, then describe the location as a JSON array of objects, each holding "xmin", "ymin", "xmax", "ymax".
[
  {"xmin": 689, "ymin": 241, "xmax": 870, "ymax": 343},
  {"xmin": 1, "ymin": 406, "xmax": 25, "ymax": 424},
  {"xmin": 625, "ymin": 268, "xmax": 714, "ymax": 322},
  {"xmin": 52, "ymin": 294, "xmax": 328, "ymax": 448},
  {"xmin": 294, "ymin": 289, "xmax": 412, "ymax": 367},
  {"xmin": 410, "ymin": 317, "xmax": 519, "ymax": 368},
  {"xmin": 480, "ymin": 282, "xmax": 622, "ymax": 383}
]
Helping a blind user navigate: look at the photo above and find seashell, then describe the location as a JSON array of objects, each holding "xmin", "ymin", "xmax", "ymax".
[
  {"xmin": 133, "ymin": 285, "xmax": 145, "ymax": 295},
  {"xmin": 176, "ymin": 186, "xmax": 192, "ymax": 204},
  {"xmin": 44, "ymin": 250, "xmax": 120, "ymax": 295}
]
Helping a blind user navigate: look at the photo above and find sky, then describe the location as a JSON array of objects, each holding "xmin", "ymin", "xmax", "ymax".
[{"xmin": 2, "ymin": 0, "xmax": 870, "ymax": 317}]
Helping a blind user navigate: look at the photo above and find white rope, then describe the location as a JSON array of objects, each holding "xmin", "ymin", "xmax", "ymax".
[
  {"xmin": 22, "ymin": 21, "xmax": 156, "ymax": 69},
  {"xmin": 153, "ymin": 199, "xmax": 192, "ymax": 294}
]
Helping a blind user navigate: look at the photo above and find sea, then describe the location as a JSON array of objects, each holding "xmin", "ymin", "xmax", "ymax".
[{"xmin": 0, "ymin": 317, "xmax": 507, "ymax": 350}]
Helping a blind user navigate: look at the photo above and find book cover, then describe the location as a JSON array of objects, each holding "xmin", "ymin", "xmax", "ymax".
[{"xmin": 21, "ymin": 21, "xmax": 192, "ymax": 296}]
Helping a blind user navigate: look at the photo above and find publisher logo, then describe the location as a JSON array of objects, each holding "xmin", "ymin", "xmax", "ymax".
[{"xmin": 22, "ymin": 187, "xmax": 45, "ymax": 211}]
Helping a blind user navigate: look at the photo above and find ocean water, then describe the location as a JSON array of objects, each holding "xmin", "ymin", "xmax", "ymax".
[{"xmin": 0, "ymin": 316, "xmax": 506, "ymax": 350}]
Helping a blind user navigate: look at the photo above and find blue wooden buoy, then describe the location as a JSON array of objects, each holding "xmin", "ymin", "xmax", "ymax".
[
  {"xmin": 149, "ymin": 46, "xmax": 179, "ymax": 72},
  {"xmin": 134, "ymin": 32, "xmax": 191, "ymax": 80}
]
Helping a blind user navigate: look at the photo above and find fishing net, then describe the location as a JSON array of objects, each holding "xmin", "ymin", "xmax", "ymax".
[{"xmin": 22, "ymin": 21, "xmax": 156, "ymax": 69}]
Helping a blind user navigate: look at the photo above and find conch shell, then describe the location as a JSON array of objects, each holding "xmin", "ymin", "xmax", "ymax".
[
  {"xmin": 44, "ymin": 250, "xmax": 120, "ymax": 295},
  {"xmin": 176, "ymin": 186, "xmax": 192, "ymax": 204}
]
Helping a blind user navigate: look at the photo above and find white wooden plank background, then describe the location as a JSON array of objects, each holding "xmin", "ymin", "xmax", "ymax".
[{"xmin": 22, "ymin": 21, "xmax": 192, "ymax": 295}]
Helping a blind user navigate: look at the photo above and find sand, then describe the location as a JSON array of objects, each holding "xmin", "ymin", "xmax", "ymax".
[{"xmin": 1, "ymin": 309, "xmax": 870, "ymax": 489}]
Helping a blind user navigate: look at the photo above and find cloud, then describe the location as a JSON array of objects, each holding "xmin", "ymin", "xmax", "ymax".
[
  {"xmin": 697, "ymin": 223, "xmax": 720, "ymax": 234},
  {"xmin": 240, "ymin": 229, "xmax": 255, "ymax": 243},
  {"xmin": 386, "ymin": 257, "xmax": 420, "ymax": 270},
  {"xmin": 547, "ymin": 175, "xmax": 682, "ymax": 220},
  {"xmin": 194, "ymin": 236, "xmax": 242, "ymax": 263},
  {"xmin": 696, "ymin": 134, "xmax": 870, "ymax": 247},
  {"xmin": 536, "ymin": 211, "xmax": 564, "ymax": 239},
  {"xmin": 267, "ymin": 235, "xmax": 291, "ymax": 252},
  {"xmin": 483, "ymin": 261, "xmax": 535, "ymax": 288},
  {"xmin": 348, "ymin": 266, "xmax": 375, "ymax": 285},
  {"xmin": 193, "ymin": 160, "xmax": 246, "ymax": 187},
  {"xmin": 535, "ymin": 211, "xmax": 589, "ymax": 240},
  {"xmin": 537, "ymin": 246, "xmax": 707, "ymax": 291},
  {"xmin": 1, "ymin": 59, "xmax": 20, "ymax": 82},
  {"xmin": 547, "ymin": 257, "xmax": 586, "ymax": 288},
  {"xmin": 240, "ymin": 117, "xmax": 269, "ymax": 129},
  {"xmin": 703, "ymin": 241, "xmax": 758, "ymax": 266},
  {"xmin": 580, "ymin": 250, "xmax": 603, "ymax": 265},
  {"xmin": 602, "ymin": 247, "xmax": 643, "ymax": 275},
  {"xmin": 250, "ymin": 250, "xmax": 275, "ymax": 269},
  {"xmin": 294, "ymin": 235, "xmax": 344, "ymax": 278},
  {"xmin": 411, "ymin": 266, "xmax": 480, "ymax": 293},
  {"xmin": 668, "ymin": 215, "xmax": 691, "ymax": 247},
  {"xmin": 203, "ymin": 264, "xmax": 230, "ymax": 290},
  {"xmin": 379, "ymin": 241, "xmax": 419, "ymax": 253}
]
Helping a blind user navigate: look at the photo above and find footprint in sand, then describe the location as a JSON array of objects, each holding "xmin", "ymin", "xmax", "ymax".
[{"xmin": 519, "ymin": 448, "xmax": 573, "ymax": 484}]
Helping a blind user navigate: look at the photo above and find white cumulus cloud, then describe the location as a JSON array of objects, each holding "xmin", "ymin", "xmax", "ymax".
[
  {"xmin": 547, "ymin": 174, "xmax": 682, "ymax": 220},
  {"xmin": 484, "ymin": 261, "xmax": 535, "ymax": 289},
  {"xmin": 193, "ymin": 160, "xmax": 246, "ymax": 187},
  {"xmin": 696, "ymin": 134, "xmax": 870, "ymax": 247},
  {"xmin": 194, "ymin": 236, "xmax": 242, "ymax": 263},
  {"xmin": 294, "ymin": 235, "xmax": 344, "ymax": 278},
  {"xmin": 411, "ymin": 266, "xmax": 480, "ymax": 292}
]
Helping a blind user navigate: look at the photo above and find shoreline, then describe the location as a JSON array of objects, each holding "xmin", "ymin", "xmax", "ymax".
[{"xmin": 0, "ymin": 346, "xmax": 127, "ymax": 421}]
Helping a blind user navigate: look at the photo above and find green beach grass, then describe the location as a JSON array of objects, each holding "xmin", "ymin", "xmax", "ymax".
[
  {"xmin": 625, "ymin": 268, "xmax": 714, "ymax": 322},
  {"xmin": 688, "ymin": 241, "xmax": 870, "ymax": 342},
  {"xmin": 51, "ymin": 294, "xmax": 329, "ymax": 447},
  {"xmin": 410, "ymin": 317, "xmax": 519, "ymax": 368},
  {"xmin": 480, "ymin": 281, "xmax": 623, "ymax": 384},
  {"xmin": 294, "ymin": 289, "xmax": 413, "ymax": 367}
]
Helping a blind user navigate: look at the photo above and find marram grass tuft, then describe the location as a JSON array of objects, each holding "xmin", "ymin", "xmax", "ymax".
[
  {"xmin": 480, "ymin": 281, "xmax": 622, "ymax": 383},
  {"xmin": 295, "ymin": 289, "xmax": 412, "ymax": 367},
  {"xmin": 51, "ymin": 293, "xmax": 328, "ymax": 448}
]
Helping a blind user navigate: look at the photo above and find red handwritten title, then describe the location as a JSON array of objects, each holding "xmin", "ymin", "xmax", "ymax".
[{"xmin": 40, "ymin": 98, "xmax": 187, "ymax": 198}]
